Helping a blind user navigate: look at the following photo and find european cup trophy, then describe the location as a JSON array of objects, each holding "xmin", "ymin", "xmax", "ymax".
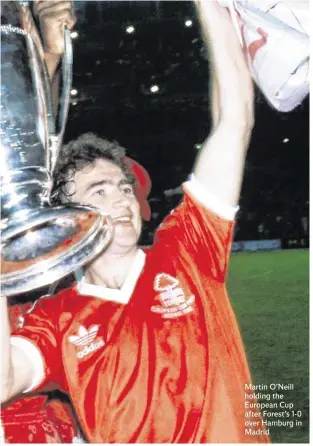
[{"xmin": 1, "ymin": 1, "xmax": 112, "ymax": 296}]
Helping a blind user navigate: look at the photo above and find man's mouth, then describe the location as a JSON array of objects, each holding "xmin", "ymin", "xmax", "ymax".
[{"xmin": 112, "ymin": 216, "xmax": 132, "ymax": 226}]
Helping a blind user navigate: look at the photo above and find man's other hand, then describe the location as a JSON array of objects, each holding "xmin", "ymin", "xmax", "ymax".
[{"xmin": 33, "ymin": 1, "xmax": 76, "ymax": 56}]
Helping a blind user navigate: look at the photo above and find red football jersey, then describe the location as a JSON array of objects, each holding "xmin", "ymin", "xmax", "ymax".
[
  {"xmin": 11, "ymin": 180, "xmax": 269, "ymax": 443},
  {"xmin": 2, "ymin": 304, "xmax": 78, "ymax": 443}
]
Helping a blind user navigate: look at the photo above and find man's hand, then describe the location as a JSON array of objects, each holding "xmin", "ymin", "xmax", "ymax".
[
  {"xmin": 33, "ymin": 1, "xmax": 76, "ymax": 86},
  {"xmin": 33, "ymin": 1, "xmax": 76, "ymax": 56}
]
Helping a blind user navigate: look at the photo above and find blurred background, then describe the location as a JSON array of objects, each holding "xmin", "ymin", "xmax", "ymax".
[{"xmin": 62, "ymin": 0, "xmax": 309, "ymax": 247}]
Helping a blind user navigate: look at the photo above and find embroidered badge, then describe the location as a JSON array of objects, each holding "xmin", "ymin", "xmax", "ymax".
[
  {"xmin": 151, "ymin": 273, "xmax": 195, "ymax": 319},
  {"xmin": 69, "ymin": 325, "xmax": 105, "ymax": 359}
]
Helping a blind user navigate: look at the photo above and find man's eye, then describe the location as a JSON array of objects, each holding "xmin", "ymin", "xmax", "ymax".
[
  {"xmin": 94, "ymin": 189, "xmax": 105, "ymax": 196},
  {"xmin": 122, "ymin": 186, "xmax": 134, "ymax": 195}
]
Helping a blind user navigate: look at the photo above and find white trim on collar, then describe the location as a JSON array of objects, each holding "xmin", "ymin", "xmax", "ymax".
[{"xmin": 75, "ymin": 249, "xmax": 146, "ymax": 305}]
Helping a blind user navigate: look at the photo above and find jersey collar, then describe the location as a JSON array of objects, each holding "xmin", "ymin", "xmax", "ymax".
[{"xmin": 75, "ymin": 249, "xmax": 146, "ymax": 305}]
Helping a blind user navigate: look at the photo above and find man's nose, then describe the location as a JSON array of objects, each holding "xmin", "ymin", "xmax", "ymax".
[{"xmin": 111, "ymin": 190, "xmax": 130, "ymax": 208}]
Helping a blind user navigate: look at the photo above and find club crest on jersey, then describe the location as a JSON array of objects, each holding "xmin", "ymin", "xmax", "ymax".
[
  {"xmin": 151, "ymin": 273, "xmax": 195, "ymax": 319},
  {"xmin": 69, "ymin": 325, "xmax": 105, "ymax": 359}
]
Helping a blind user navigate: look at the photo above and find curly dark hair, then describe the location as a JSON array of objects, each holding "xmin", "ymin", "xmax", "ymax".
[{"xmin": 51, "ymin": 133, "xmax": 134, "ymax": 205}]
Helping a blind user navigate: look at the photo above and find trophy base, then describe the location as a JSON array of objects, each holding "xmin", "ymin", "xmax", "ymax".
[{"xmin": 1, "ymin": 205, "xmax": 112, "ymax": 296}]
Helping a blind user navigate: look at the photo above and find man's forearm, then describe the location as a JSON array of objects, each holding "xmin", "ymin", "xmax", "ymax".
[
  {"xmin": 193, "ymin": 1, "xmax": 254, "ymax": 207},
  {"xmin": 44, "ymin": 52, "xmax": 61, "ymax": 82},
  {"xmin": 1, "ymin": 297, "xmax": 14, "ymax": 402},
  {"xmin": 0, "ymin": 298, "xmax": 34, "ymax": 403},
  {"xmin": 44, "ymin": 52, "xmax": 61, "ymax": 117},
  {"xmin": 196, "ymin": 1, "xmax": 254, "ymax": 126},
  {"xmin": 210, "ymin": 69, "xmax": 220, "ymax": 130}
]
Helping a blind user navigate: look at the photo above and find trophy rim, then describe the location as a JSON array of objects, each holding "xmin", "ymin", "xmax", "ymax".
[
  {"xmin": 1, "ymin": 207, "xmax": 113, "ymax": 296},
  {"xmin": 1, "ymin": 204, "xmax": 105, "ymax": 241}
]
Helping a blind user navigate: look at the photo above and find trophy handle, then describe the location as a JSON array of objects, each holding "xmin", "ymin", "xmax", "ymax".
[
  {"xmin": 57, "ymin": 25, "xmax": 73, "ymax": 141},
  {"xmin": 1, "ymin": 2, "xmax": 114, "ymax": 296},
  {"xmin": 49, "ymin": 25, "xmax": 73, "ymax": 173}
]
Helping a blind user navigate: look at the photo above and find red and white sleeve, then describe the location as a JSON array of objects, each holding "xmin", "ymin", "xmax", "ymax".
[
  {"xmin": 155, "ymin": 174, "xmax": 237, "ymax": 282},
  {"xmin": 10, "ymin": 295, "xmax": 64, "ymax": 393}
]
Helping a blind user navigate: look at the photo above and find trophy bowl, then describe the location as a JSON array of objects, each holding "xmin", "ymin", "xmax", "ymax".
[{"xmin": 1, "ymin": 1, "xmax": 113, "ymax": 296}]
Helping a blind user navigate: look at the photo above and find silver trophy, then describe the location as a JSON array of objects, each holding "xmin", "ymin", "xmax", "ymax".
[{"xmin": 1, "ymin": 1, "xmax": 112, "ymax": 296}]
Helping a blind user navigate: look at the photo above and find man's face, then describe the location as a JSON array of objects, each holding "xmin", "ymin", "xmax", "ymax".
[{"xmin": 69, "ymin": 159, "xmax": 142, "ymax": 251}]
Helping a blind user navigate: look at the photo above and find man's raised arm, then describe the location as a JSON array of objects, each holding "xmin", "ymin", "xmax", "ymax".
[
  {"xmin": 0, "ymin": 298, "xmax": 35, "ymax": 403},
  {"xmin": 33, "ymin": 0, "xmax": 76, "ymax": 80},
  {"xmin": 33, "ymin": 1, "xmax": 76, "ymax": 116},
  {"xmin": 193, "ymin": 0, "xmax": 254, "ymax": 208}
]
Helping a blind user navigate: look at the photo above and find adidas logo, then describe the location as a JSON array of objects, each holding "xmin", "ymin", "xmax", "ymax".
[
  {"xmin": 69, "ymin": 325, "xmax": 105, "ymax": 359},
  {"xmin": 69, "ymin": 325, "xmax": 99, "ymax": 346}
]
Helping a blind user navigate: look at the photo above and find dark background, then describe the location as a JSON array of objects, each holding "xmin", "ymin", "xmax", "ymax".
[{"xmin": 63, "ymin": 1, "xmax": 309, "ymax": 246}]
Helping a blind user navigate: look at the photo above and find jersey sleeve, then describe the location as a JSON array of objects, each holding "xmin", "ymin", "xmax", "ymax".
[
  {"xmin": 10, "ymin": 294, "xmax": 65, "ymax": 393},
  {"xmin": 154, "ymin": 174, "xmax": 237, "ymax": 282}
]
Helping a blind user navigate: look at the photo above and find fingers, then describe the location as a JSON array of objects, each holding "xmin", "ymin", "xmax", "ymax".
[
  {"xmin": 33, "ymin": 1, "xmax": 76, "ymax": 29},
  {"xmin": 41, "ymin": 10, "xmax": 76, "ymax": 30},
  {"xmin": 34, "ymin": 1, "xmax": 72, "ymax": 16}
]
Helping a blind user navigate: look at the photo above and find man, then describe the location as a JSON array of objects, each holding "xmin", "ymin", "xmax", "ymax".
[
  {"xmin": 0, "ymin": 1, "xmax": 79, "ymax": 443},
  {"xmin": 1, "ymin": 1, "xmax": 269, "ymax": 443}
]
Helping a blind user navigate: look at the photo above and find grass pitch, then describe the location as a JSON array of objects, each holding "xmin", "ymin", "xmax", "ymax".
[{"xmin": 227, "ymin": 249, "xmax": 309, "ymax": 443}]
